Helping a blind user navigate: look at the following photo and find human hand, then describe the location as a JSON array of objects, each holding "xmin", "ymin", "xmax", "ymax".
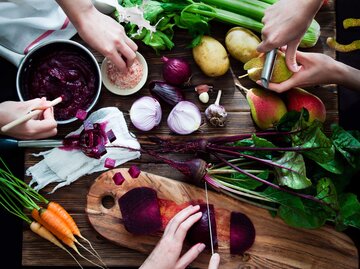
[
  {"xmin": 57, "ymin": 0, "xmax": 138, "ymax": 72},
  {"xmin": 257, "ymin": 51, "xmax": 338, "ymax": 93},
  {"xmin": 257, "ymin": 0, "xmax": 323, "ymax": 72},
  {"xmin": 0, "ymin": 98, "xmax": 57, "ymax": 139},
  {"xmin": 140, "ymin": 204, "xmax": 216, "ymax": 269}
]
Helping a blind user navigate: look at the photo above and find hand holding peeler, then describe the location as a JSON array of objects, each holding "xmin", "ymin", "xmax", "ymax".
[{"xmin": 261, "ymin": 48, "xmax": 278, "ymax": 88}]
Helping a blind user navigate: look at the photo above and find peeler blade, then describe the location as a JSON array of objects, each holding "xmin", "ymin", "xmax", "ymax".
[{"xmin": 261, "ymin": 48, "xmax": 278, "ymax": 88}]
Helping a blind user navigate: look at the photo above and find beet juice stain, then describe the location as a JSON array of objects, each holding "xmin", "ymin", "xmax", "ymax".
[{"xmin": 23, "ymin": 49, "xmax": 98, "ymax": 121}]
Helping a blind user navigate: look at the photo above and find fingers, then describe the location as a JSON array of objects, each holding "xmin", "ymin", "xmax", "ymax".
[
  {"xmin": 165, "ymin": 205, "xmax": 200, "ymax": 235},
  {"xmin": 27, "ymin": 107, "xmax": 57, "ymax": 137},
  {"xmin": 174, "ymin": 211, "xmax": 202, "ymax": 241},
  {"xmin": 208, "ymin": 253, "xmax": 220, "ymax": 269},
  {"xmin": 285, "ymin": 40, "xmax": 301, "ymax": 72},
  {"xmin": 175, "ymin": 243, "xmax": 206, "ymax": 269}
]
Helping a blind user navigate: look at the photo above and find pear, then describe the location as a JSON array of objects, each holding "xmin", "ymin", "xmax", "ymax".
[
  {"xmin": 244, "ymin": 51, "xmax": 293, "ymax": 83},
  {"xmin": 246, "ymin": 88, "xmax": 287, "ymax": 130},
  {"xmin": 286, "ymin": 88, "xmax": 326, "ymax": 123}
]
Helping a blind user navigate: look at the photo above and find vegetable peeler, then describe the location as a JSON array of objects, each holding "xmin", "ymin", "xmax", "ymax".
[{"xmin": 261, "ymin": 48, "xmax": 278, "ymax": 88}]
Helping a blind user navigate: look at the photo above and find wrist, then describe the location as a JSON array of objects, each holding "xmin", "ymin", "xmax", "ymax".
[{"xmin": 56, "ymin": 0, "xmax": 96, "ymax": 28}]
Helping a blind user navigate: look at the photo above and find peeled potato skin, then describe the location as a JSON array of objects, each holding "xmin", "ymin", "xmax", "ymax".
[
  {"xmin": 225, "ymin": 27, "xmax": 261, "ymax": 63},
  {"xmin": 192, "ymin": 36, "xmax": 230, "ymax": 77}
]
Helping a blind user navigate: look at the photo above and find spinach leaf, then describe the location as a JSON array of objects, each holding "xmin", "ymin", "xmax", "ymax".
[
  {"xmin": 336, "ymin": 193, "xmax": 360, "ymax": 230},
  {"xmin": 316, "ymin": 178, "xmax": 339, "ymax": 210}
]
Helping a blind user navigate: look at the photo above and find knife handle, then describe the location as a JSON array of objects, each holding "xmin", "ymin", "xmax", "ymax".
[{"xmin": 0, "ymin": 138, "xmax": 19, "ymax": 150}]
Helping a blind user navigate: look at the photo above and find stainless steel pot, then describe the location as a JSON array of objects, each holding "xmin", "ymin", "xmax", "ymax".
[{"xmin": 0, "ymin": 39, "xmax": 101, "ymax": 124}]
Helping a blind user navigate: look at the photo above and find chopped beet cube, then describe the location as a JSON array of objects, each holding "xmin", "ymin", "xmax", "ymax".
[
  {"xmin": 113, "ymin": 172, "xmax": 125, "ymax": 185},
  {"xmin": 128, "ymin": 165, "xmax": 141, "ymax": 178},
  {"xmin": 118, "ymin": 187, "xmax": 162, "ymax": 235},
  {"xmin": 187, "ymin": 204, "xmax": 218, "ymax": 250},
  {"xmin": 76, "ymin": 109, "xmax": 88, "ymax": 121},
  {"xmin": 230, "ymin": 212, "xmax": 255, "ymax": 255},
  {"xmin": 104, "ymin": 157, "xmax": 116, "ymax": 169},
  {"xmin": 106, "ymin": 129, "xmax": 117, "ymax": 143}
]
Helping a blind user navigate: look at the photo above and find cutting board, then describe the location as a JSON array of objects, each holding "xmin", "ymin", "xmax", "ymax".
[{"xmin": 86, "ymin": 168, "xmax": 358, "ymax": 269}]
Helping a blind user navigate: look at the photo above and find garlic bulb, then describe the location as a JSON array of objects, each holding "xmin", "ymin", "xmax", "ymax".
[
  {"xmin": 130, "ymin": 96, "xmax": 162, "ymax": 131},
  {"xmin": 205, "ymin": 90, "xmax": 227, "ymax": 127},
  {"xmin": 167, "ymin": 101, "xmax": 201, "ymax": 135}
]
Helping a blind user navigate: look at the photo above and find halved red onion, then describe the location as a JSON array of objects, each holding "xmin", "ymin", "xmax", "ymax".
[
  {"xmin": 167, "ymin": 101, "xmax": 201, "ymax": 135},
  {"xmin": 130, "ymin": 96, "xmax": 162, "ymax": 131}
]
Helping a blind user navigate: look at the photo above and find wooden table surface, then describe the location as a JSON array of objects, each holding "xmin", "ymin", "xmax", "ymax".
[{"xmin": 22, "ymin": 2, "xmax": 346, "ymax": 268}]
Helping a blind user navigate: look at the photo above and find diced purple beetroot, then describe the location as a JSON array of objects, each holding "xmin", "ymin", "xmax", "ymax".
[
  {"xmin": 76, "ymin": 109, "xmax": 88, "ymax": 121},
  {"xmin": 118, "ymin": 187, "xmax": 162, "ymax": 235},
  {"xmin": 113, "ymin": 172, "xmax": 125, "ymax": 185},
  {"xmin": 106, "ymin": 129, "xmax": 117, "ymax": 143},
  {"xmin": 104, "ymin": 157, "xmax": 116, "ymax": 169},
  {"xmin": 128, "ymin": 165, "xmax": 141, "ymax": 178},
  {"xmin": 186, "ymin": 204, "xmax": 218, "ymax": 250},
  {"xmin": 230, "ymin": 212, "xmax": 256, "ymax": 255}
]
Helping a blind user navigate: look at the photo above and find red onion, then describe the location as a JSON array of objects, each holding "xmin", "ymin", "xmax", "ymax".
[
  {"xmin": 162, "ymin": 56, "xmax": 192, "ymax": 85},
  {"xmin": 130, "ymin": 96, "xmax": 162, "ymax": 131},
  {"xmin": 149, "ymin": 80, "xmax": 185, "ymax": 107},
  {"xmin": 167, "ymin": 101, "xmax": 201, "ymax": 135}
]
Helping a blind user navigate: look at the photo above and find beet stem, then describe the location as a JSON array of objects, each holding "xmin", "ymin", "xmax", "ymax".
[{"xmin": 211, "ymin": 152, "xmax": 330, "ymax": 207}]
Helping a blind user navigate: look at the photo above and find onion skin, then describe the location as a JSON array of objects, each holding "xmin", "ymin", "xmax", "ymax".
[
  {"xmin": 149, "ymin": 80, "xmax": 185, "ymax": 107},
  {"xmin": 162, "ymin": 56, "xmax": 192, "ymax": 85}
]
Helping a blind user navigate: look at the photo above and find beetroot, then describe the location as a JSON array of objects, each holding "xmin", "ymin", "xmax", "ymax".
[
  {"xmin": 186, "ymin": 204, "xmax": 218, "ymax": 250},
  {"xmin": 128, "ymin": 165, "xmax": 141, "ymax": 178},
  {"xmin": 112, "ymin": 172, "xmax": 125, "ymax": 185},
  {"xmin": 118, "ymin": 187, "xmax": 162, "ymax": 235},
  {"xmin": 230, "ymin": 212, "xmax": 255, "ymax": 255}
]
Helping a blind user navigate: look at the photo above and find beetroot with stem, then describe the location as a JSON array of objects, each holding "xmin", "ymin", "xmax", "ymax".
[
  {"xmin": 118, "ymin": 187, "xmax": 162, "ymax": 235},
  {"xmin": 186, "ymin": 203, "xmax": 218, "ymax": 250}
]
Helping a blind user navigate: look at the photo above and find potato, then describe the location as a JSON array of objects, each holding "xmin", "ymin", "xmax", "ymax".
[
  {"xmin": 225, "ymin": 27, "xmax": 261, "ymax": 63},
  {"xmin": 192, "ymin": 36, "xmax": 230, "ymax": 77}
]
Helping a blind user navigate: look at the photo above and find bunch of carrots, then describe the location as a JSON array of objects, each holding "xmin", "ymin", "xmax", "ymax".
[{"xmin": 0, "ymin": 158, "xmax": 105, "ymax": 269}]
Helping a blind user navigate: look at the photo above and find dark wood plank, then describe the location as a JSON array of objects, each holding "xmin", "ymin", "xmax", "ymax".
[{"xmin": 22, "ymin": 2, "xmax": 355, "ymax": 268}]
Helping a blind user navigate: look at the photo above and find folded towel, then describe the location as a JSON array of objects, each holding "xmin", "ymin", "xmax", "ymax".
[{"xmin": 27, "ymin": 107, "xmax": 141, "ymax": 193}]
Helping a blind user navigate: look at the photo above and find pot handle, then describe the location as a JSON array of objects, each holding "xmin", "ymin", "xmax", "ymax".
[{"xmin": 0, "ymin": 45, "xmax": 24, "ymax": 67}]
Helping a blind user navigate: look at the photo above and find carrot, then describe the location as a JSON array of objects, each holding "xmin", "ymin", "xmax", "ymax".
[
  {"xmin": 31, "ymin": 209, "xmax": 105, "ymax": 269},
  {"xmin": 47, "ymin": 201, "xmax": 81, "ymax": 236},
  {"xmin": 47, "ymin": 201, "xmax": 106, "ymax": 267},
  {"xmin": 30, "ymin": 221, "xmax": 83, "ymax": 269}
]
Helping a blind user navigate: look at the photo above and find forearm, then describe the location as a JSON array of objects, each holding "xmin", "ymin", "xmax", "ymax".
[
  {"xmin": 334, "ymin": 61, "xmax": 360, "ymax": 92},
  {"xmin": 56, "ymin": 0, "xmax": 94, "ymax": 27}
]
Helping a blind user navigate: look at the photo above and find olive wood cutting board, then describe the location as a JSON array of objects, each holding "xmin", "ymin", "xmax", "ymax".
[{"xmin": 86, "ymin": 168, "xmax": 358, "ymax": 269}]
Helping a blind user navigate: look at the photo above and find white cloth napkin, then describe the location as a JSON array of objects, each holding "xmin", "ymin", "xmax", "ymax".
[
  {"xmin": 27, "ymin": 107, "xmax": 141, "ymax": 193},
  {"xmin": 0, "ymin": 0, "xmax": 76, "ymax": 54}
]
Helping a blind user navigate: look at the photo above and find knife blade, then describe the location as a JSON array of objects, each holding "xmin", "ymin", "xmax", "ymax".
[
  {"xmin": 204, "ymin": 181, "xmax": 214, "ymax": 255},
  {"xmin": 261, "ymin": 48, "xmax": 278, "ymax": 88}
]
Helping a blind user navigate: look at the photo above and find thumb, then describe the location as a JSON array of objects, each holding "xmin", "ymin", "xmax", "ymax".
[
  {"xmin": 285, "ymin": 40, "xmax": 301, "ymax": 72},
  {"xmin": 208, "ymin": 253, "xmax": 220, "ymax": 269},
  {"xmin": 257, "ymin": 41, "xmax": 270, "ymax": 53}
]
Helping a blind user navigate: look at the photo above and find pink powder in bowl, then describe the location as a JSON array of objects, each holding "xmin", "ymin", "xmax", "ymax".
[{"xmin": 106, "ymin": 58, "xmax": 144, "ymax": 89}]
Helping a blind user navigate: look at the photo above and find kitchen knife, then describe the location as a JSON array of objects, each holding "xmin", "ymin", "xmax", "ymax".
[
  {"xmin": 204, "ymin": 181, "xmax": 214, "ymax": 255},
  {"xmin": 0, "ymin": 138, "xmax": 63, "ymax": 150},
  {"xmin": 261, "ymin": 48, "xmax": 278, "ymax": 88}
]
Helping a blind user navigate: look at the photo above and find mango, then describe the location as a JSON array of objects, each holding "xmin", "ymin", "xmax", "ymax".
[
  {"xmin": 286, "ymin": 88, "xmax": 326, "ymax": 123},
  {"xmin": 246, "ymin": 88, "xmax": 287, "ymax": 130},
  {"xmin": 244, "ymin": 51, "xmax": 293, "ymax": 83}
]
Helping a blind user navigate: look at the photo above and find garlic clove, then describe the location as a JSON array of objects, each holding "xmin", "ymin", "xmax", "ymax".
[{"xmin": 199, "ymin": 92, "xmax": 209, "ymax": 103}]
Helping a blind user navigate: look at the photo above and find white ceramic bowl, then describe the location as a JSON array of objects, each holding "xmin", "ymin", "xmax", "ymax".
[{"xmin": 101, "ymin": 52, "xmax": 148, "ymax": 96}]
